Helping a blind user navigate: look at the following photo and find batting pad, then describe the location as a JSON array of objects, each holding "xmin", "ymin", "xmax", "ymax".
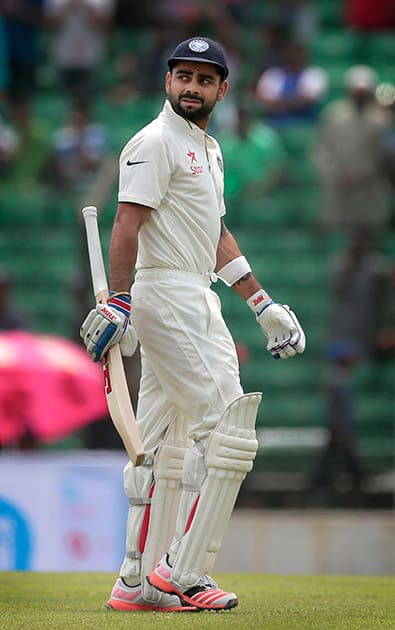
[
  {"xmin": 167, "ymin": 438, "xmax": 207, "ymax": 566},
  {"xmin": 141, "ymin": 418, "xmax": 190, "ymax": 601},
  {"xmin": 119, "ymin": 460, "xmax": 153, "ymax": 579},
  {"xmin": 171, "ymin": 392, "xmax": 261, "ymax": 586}
]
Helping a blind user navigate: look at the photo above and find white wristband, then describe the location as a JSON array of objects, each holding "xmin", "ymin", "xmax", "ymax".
[
  {"xmin": 216, "ymin": 256, "xmax": 252, "ymax": 287},
  {"xmin": 247, "ymin": 289, "xmax": 273, "ymax": 315}
]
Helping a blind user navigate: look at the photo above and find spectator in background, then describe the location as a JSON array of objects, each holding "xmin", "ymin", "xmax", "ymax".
[
  {"xmin": 134, "ymin": 21, "xmax": 173, "ymax": 98},
  {"xmin": 256, "ymin": 40, "xmax": 328, "ymax": 130},
  {"xmin": 0, "ymin": 2, "xmax": 47, "ymax": 188},
  {"xmin": 215, "ymin": 0, "xmax": 253, "ymax": 27},
  {"xmin": 310, "ymin": 229, "xmax": 386, "ymax": 491},
  {"xmin": 255, "ymin": 22, "xmax": 288, "ymax": 78},
  {"xmin": 219, "ymin": 104, "xmax": 287, "ymax": 220},
  {"xmin": 0, "ymin": 269, "xmax": 28, "ymax": 330},
  {"xmin": 158, "ymin": 0, "xmax": 204, "ymax": 33},
  {"xmin": 113, "ymin": 0, "xmax": 159, "ymax": 29},
  {"xmin": 0, "ymin": 113, "xmax": 18, "ymax": 177},
  {"xmin": 207, "ymin": 7, "xmax": 245, "ymax": 133},
  {"xmin": 0, "ymin": 14, "xmax": 8, "ymax": 100},
  {"xmin": 376, "ymin": 258, "xmax": 395, "ymax": 359},
  {"xmin": 266, "ymin": 0, "xmax": 319, "ymax": 44},
  {"xmin": 6, "ymin": 99, "xmax": 51, "ymax": 185},
  {"xmin": 312, "ymin": 65, "xmax": 392, "ymax": 236},
  {"xmin": 44, "ymin": 0, "xmax": 115, "ymax": 106},
  {"xmin": 327, "ymin": 229, "xmax": 385, "ymax": 380},
  {"xmin": 47, "ymin": 99, "xmax": 108, "ymax": 194},
  {"xmin": 344, "ymin": 0, "xmax": 395, "ymax": 65},
  {"xmin": 109, "ymin": 49, "xmax": 138, "ymax": 104},
  {"xmin": 382, "ymin": 100, "xmax": 395, "ymax": 192},
  {"xmin": 345, "ymin": 0, "xmax": 395, "ymax": 31},
  {"xmin": 1, "ymin": 0, "xmax": 44, "ymax": 109}
]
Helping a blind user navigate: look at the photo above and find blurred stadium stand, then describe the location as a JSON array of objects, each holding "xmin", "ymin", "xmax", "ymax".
[{"xmin": 0, "ymin": 0, "xmax": 393, "ymax": 509}]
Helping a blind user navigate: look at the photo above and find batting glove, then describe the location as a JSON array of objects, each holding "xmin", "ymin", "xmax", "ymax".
[
  {"xmin": 80, "ymin": 292, "xmax": 138, "ymax": 362},
  {"xmin": 247, "ymin": 289, "xmax": 306, "ymax": 359}
]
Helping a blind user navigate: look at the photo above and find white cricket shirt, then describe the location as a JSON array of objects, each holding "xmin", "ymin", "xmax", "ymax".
[{"xmin": 118, "ymin": 100, "xmax": 226, "ymax": 275}]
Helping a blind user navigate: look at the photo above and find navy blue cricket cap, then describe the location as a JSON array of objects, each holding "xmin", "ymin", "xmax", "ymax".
[{"xmin": 168, "ymin": 37, "xmax": 229, "ymax": 79}]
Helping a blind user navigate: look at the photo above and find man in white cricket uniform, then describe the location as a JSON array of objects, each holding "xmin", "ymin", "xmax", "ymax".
[{"xmin": 81, "ymin": 37, "xmax": 305, "ymax": 612}]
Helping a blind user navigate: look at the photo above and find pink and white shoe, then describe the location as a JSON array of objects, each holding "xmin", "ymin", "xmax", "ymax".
[
  {"xmin": 148, "ymin": 554, "xmax": 238, "ymax": 611},
  {"xmin": 106, "ymin": 577, "xmax": 197, "ymax": 612}
]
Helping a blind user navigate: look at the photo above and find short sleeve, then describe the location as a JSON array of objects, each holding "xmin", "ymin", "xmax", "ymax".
[{"xmin": 118, "ymin": 130, "xmax": 171, "ymax": 209}]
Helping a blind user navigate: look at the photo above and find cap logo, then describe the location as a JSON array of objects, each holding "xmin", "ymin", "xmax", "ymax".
[{"xmin": 189, "ymin": 39, "xmax": 209, "ymax": 53}]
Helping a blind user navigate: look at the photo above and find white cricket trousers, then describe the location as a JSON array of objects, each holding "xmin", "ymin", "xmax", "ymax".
[
  {"xmin": 119, "ymin": 268, "xmax": 244, "ymax": 583},
  {"xmin": 131, "ymin": 268, "xmax": 243, "ymax": 448}
]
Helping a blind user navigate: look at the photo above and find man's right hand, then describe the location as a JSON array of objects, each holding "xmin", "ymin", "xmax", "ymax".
[{"xmin": 80, "ymin": 292, "xmax": 138, "ymax": 362}]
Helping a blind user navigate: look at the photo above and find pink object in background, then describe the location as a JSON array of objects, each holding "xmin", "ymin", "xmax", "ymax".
[{"xmin": 0, "ymin": 331, "xmax": 108, "ymax": 445}]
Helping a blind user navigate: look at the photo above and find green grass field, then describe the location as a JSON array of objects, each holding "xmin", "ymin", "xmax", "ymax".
[{"xmin": 1, "ymin": 573, "xmax": 394, "ymax": 629}]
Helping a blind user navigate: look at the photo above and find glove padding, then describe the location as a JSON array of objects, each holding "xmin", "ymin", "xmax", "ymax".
[
  {"xmin": 257, "ymin": 303, "xmax": 306, "ymax": 359},
  {"xmin": 80, "ymin": 293, "xmax": 138, "ymax": 362},
  {"xmin": 119, "ymin": 323, "xmax": 138, "ymax": 357}
]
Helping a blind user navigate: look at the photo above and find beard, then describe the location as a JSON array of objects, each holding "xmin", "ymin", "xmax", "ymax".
[{"xmin": 168, "ymin": 93, "xmax": 216, "ymax": 124}]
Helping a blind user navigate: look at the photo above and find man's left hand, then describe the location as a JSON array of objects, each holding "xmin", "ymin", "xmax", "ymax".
[{"xmin": 257, "ymin": 303, "xmax": 306, "ymax": 359}]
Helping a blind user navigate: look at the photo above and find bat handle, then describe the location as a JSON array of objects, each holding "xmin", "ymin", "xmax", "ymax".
[
  {"xmin": 82, "ymin": 205, "xmax": 97, "ymax": 219},
  {"xmin": 82, "ymin": 205, "xmax": 109, "ymax": 300}
]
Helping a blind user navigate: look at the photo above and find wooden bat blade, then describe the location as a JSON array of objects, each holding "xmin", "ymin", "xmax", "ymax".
[
  {"xmin": 103, "ymin": 346, "xmax": 145, "ymax": 466},
  {"xmin": 81, "ymin": 205, "xmax": 145, "ymax": 467}
]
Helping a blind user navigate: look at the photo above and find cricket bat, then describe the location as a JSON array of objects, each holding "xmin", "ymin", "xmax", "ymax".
[{"xmin": 82, "ymin": 205, "xmax": 145, "ymax": 466}]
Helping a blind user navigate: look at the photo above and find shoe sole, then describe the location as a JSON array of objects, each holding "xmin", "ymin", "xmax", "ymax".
[
  {"xmin": 106, "ymin": 599, "xmax": 198, "ymax": 612},
  {"xmin": 147, "ymin": 574, "xmax": 238, "ymax": 611}
]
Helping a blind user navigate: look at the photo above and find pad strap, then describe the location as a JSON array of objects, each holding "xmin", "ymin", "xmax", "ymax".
[{"xmin": 129, "ymin": 497, "xmax": 152, "ymax": 506}]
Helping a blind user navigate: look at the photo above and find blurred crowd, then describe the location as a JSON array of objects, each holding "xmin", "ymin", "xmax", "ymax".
[
  {"xmin": 1, "ymin": 1, "xmax": 394, "ymax": 203},
  {"xmin": 0, "ymin": 0, "xmax": 394, "ymax": 494}
]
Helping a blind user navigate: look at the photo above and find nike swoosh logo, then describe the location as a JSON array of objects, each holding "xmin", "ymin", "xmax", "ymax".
[{"xmin": 126, "ymin": 160, "xmax": 149, "ymax": 166}]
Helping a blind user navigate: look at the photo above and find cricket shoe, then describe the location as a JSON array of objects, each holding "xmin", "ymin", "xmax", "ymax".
[
  {"xmin": 148, "ymin": 554, "xmax": 238, "ymax": 611},
  {"xmin": 106, "ymin": 577, "xmax": 197, "ymax": 612}
]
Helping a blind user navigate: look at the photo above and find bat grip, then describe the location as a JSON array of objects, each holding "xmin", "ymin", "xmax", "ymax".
[{"xmin": 82, "ymin": 206, "xmax": 109, "ymax": 299}]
